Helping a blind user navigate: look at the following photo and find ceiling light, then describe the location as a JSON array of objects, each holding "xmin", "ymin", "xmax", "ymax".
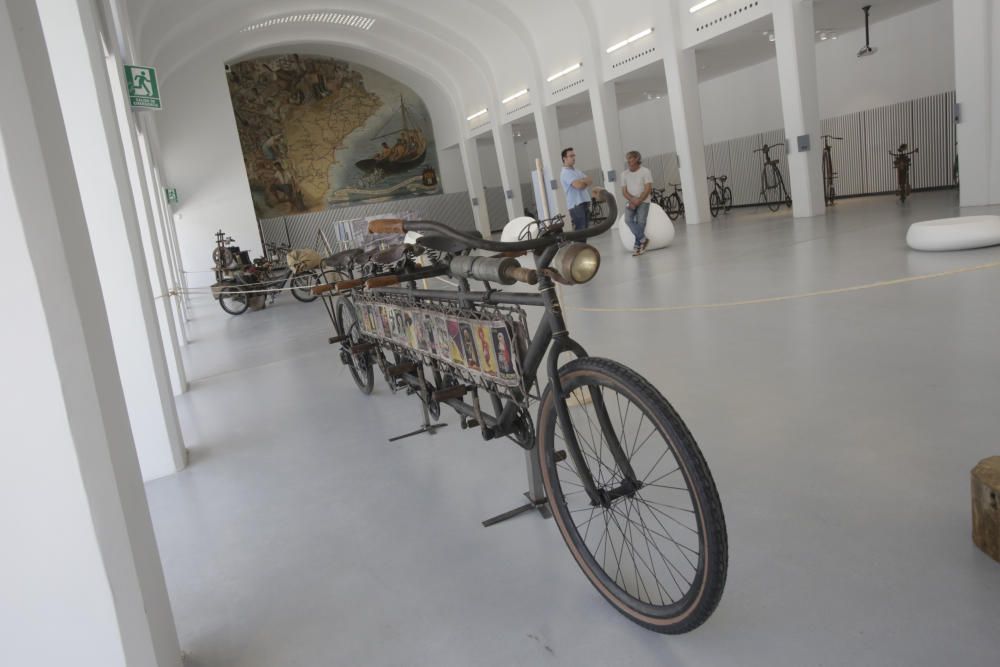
[
  {"xmin": 547, "ymin": 63, "xmax": 582, "ymax": 83},
  {"xmin": 606, "ymin": 27, "xmax": 654, "ymax": 54},
  {"xmin": 689, "ymin": 0, "xmax": 720, "ymax": 13},
  {"xmin": 466, "ymin": 109, "xmax": 488, "ymax": 121},
  {"xmin": 502, "ymin": 89, "xmax": 529, "ymax": 104},
  {"xmin": 241, "ymin": 12, "xmax": 375, "ymax": 32}
]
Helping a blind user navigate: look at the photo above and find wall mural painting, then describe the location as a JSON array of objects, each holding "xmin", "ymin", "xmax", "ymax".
[{"xmin": 226, "ymin": 54, "xmax": 441, "ymax": 217}]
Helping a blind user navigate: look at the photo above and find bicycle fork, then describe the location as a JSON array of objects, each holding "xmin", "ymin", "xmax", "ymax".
[{"xmin": 541, "ymin": 280, "xmax": 641, "ymax": 508}]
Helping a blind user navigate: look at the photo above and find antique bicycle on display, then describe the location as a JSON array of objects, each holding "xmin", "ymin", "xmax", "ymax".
[
  {"xmin": 890, "ymin": 143, "xmax": 918, "ymax": 203},
  {"xmin": 754, "ymin": 143, "xmax": 792, "ymax": 212},
  {"xmin": 216, "ymin": 258, "xmax": 321, "ymax": 315},
  {"xmin": 314, "ymin": 191, "xmax": 728, "ymax": 634},
  {"xmin": 707, "ymin": 175, "xmax": 733, "ymax": 217},
  {"xmin": 821, "ymin": 135, "xmax": 843, "ymax": 206}
]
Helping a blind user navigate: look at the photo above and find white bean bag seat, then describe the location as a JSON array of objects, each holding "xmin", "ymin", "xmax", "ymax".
[
  {"xmin": 617, "ymin": 203, "xmax": 674, "ymax": 252},
  {"xmin": 906, "ymin": 215, "xmax": 1000, "ymax": 251}
]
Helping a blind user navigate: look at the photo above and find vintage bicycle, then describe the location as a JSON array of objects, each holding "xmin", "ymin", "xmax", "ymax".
[
  {"xmin": 754, "ymin": 143, "xmax": 792, "ymax": 212},
  {"xmin": 217, "ymin": 258, "xmax": 320, "ymax": 315},
  {"xmin": 315, "ymin": 191, "xmax": 728, "ymax": 634},
  {"xmin": 707, "ymin": 176, "xmax": 733, "ymax": 217},
  {"xmin": 658, "ymin": 182, "xmax": 685, "ymax": 221},
  {"xmin": 890, "ymin": 143, "xmax": 918, "ymax": 203},
  {"xmin": 821, "ymin": 135, "xmax": 843, "ymax": 206}
]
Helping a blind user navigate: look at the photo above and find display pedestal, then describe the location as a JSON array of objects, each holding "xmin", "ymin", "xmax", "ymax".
[{"xmin": 972, "ymin": 456, "xmax": 1000, "ymax": 563}]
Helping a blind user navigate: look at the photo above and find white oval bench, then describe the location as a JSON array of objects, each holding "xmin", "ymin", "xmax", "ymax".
[
  {"xmin": 906, "ymin": 215, "xmax": 1000, "ymax": 251},
  {"xmin": 617, "ymin": 203, "xmax": 674, "ymax": 252}
]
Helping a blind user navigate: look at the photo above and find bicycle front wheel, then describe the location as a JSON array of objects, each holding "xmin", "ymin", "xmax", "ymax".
[
  {"xmin": 664, "ymin": 194, "xmax": 681, "ymax": 221},
  {"xmin": 709, "ymin": 191, "xmax": 721, "ymax": 218},
  {"xmin": 290, "ymin": 272, "xmax": 319, "ymax": 302},
  {"xmin": 536, "ymin": 357, "xmax": 728, "ymax": 634},
  {"xmin": 218, "ymin": 286, "xmax": 248, "ymax": 315},
  {"xmin": 722, "ymin": 187, "xmax": 733, "ymax": 212}
]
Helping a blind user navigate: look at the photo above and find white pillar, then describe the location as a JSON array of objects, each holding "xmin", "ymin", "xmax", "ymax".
[
  {"xmin": 773, "ymin": 0, "xmax": 825, "ymax": 218},
  {"xmin": 656, "ymin": 5, "xmax": 711, "ymax": 224},
  {"xmin": 588, "ymin": 80, "xmax": 625, "ymax": 194},
  {"xmin": 0, "ymin": 2, "xmax": 182, "ymax": 665},
  {"xmin": 37, "ymin": 0, "xmax": 186, "ymax": 479},
  {"xmin": 492, "ymin": 118, "xmax": 525, "ymax": 222},
  {"xmin": 533, "ymin": 103, "xmax": 568, "ymax": 215},
  {"xmin": 459, "ymin": 136, "xmax": 491, "ymax": 237},
  {"xmin": 954, "ymin": 0, "xmax": 1000, "ymax": 207}
]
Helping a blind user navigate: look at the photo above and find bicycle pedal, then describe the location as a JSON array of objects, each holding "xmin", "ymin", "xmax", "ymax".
[
  {"xmin": 328, "ymin": 334, "xmax": 348, "ymax": 344},
  {"xmin": 554, "ymin": 450, "xmax": 568, "ymax": 463},
  {"xmin": 387, "ymin": 362, "xmax": 418, "ymax": 377},
  {"xmin": 350, "ymin": 342, "xmax": 375, "ymax": 355}
]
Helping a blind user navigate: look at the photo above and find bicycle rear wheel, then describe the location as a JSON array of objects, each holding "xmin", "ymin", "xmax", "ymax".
[
  {"xmin": 290, "ymin": 272, "xmax": 319, "ymax": 302},
  {"xmin": 335, "ymin": 298, "xmax": 374, "ymax": 394},
  {"xmin": 722, "ymin": 187, "xmax": 732, "ymax": 212},
  {"xmin": 822, "ymin": 152, "xmax": 834, "ymax": 205},
  {"xmin": 536, "ymin": 357, "xmax": 728, "ymax": 634}
]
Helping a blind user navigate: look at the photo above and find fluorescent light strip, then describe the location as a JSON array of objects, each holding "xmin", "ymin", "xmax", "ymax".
[
  {"xmin": 689, "ymin": 0, "xmax": 720, "ymax": 13},
  {"xmin": 546, "ymin": 62, "xmax": 582, "ymax": 83},
  {"xmin": 241, "ymin": 12, "xmax": 376, "ymax": 32},
  {"xmin": 606, "ymin": 27, "xmax": 653, "ymax": 54},
  {"xmin": 501, "ymin": 89, "xmax": 529, "ymax": 104},
  {"xmin": 466, "ymin": 109, "xmax": 488, "ymax": 121}
]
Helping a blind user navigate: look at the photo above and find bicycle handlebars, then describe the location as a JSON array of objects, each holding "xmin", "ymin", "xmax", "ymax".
[{"xmin": 369, "ymin": 189, "xmax": 619, "ymax": 253}]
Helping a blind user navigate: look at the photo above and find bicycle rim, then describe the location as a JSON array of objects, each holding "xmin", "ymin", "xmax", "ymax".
[
  {"xmin": 336, "ymin": 299, "xmax": 374, "ymax": 394},
  {"xmin": 537, "ymin": 358, "xmax": 727, "ymax": 634}
]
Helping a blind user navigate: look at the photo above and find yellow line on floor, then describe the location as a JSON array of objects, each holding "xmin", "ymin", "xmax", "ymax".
[{"xmin": 571, "ymin": 260, "xmax": 1000, "ymax": 313}]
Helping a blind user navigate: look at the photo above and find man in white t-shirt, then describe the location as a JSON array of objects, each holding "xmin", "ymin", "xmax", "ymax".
[{"xmin": 621, "ymin": 150, "xmax": 653, "ymax": 256}]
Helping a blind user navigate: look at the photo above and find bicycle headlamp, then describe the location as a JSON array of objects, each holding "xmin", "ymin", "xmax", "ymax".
[{"xmin": 553, "ymin": 243, "xmax": 600, "ymax": 285}]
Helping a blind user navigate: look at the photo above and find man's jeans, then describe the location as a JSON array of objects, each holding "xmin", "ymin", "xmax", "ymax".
[
  {"xmin": 569, "ymin": 203, "xmax": 589, "ymax": 231},
  {"xmin": 624, "ymin": 202, "xmax": 649, "ymax": 247}
]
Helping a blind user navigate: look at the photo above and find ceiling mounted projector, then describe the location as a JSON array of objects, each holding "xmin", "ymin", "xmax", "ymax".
[{"xmin": 857, "ymin": 5, "xmax": 878, "ymax": 57}]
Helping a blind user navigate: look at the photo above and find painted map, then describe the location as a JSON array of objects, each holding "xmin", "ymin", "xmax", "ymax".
[{"xmin": 226, "ymin": 54, "xmax": 441, "ymax": 217}]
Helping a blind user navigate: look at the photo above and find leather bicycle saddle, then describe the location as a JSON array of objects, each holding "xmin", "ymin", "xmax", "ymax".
[
  {"xmin": 418, "ymin": 234, "xmax": 471, "ymax": 255},
  {"xmin": 322, "ymin": 247, "xmax": 366, "ymax": 270}
]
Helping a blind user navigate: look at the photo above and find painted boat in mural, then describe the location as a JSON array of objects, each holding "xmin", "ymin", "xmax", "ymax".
[{"xmin": 356, "ymin": 96, "xmax": 428, "ymax": 173}]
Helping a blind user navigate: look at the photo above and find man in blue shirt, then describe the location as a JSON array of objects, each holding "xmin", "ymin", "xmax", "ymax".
[{"xmin": 560, "ymin": 147, "xmax": 592, "ymax": 231}]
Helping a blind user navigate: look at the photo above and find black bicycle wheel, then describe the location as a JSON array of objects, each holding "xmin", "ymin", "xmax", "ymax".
[
  {"xmin": 665, "ymin": 194, "xmax": 681, "ymax": 221},
  {"xmin": 822, "ymin": 152, "xmax": 834, "ymax": 204},
  {"xmin": 722, "ymin": 187, "xmax": 732, "ymax": 212},
  {"xmin": 709, "ymin": 191, "xmax": 721, "ymax": 218},
  {"xmin": 335, "ymin": 298, "xmax": 374, "ymax": 394},
  {"xmin": 290, "ymin": 272, "xmax": 319, "ymax": 302},
  {"xmin": 218, "ymin": 286, "xmax": 248, "ymax": 315},
  {"xmin": 536, "ymin": 357, "xmax": 727, "ymax": 634}
]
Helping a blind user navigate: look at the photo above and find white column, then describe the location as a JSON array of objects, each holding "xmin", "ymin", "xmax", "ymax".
[
  {"xmin": 657, "ymin": 6, "xmax": 711, "ymax": 224},
  {"xmin": 459, "ymin": 136, "xmax": 491, "ymax": 237},
  {"xmin": 588, "ymin": 81, "xmax": 625, "ymax": 194},
  {"xmin": 37, "ymin": 0, "xmax": 186, "ymax": 479},
  {"xmin": 533, "ymin": 103, "xmax": 568, "ymax": 215},
  {"xmin": 954, "ymin": 0, "xmax": 1000, "ymax": 207},
  {"xmin": 0, "ymin": 2, "xmax": 182, "ymax": 665},
  {"xmin": 773, "ymin": 0, "xmax": 825, "ymax": 218},
  {"xmin": 492, "ymin": 118, "xmax": 525, "ymax": 222}
]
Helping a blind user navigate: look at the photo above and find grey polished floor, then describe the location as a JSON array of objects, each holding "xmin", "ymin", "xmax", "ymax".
[{"xmin": 148, "ymin": 191, "xmax": 1000, "ymax": 667}]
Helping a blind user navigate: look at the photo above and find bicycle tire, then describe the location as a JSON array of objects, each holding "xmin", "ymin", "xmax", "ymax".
[
  {"xmin": 722, "ymin": 187, "xmax": 733, "ymax": 212},
  {"xmin": 335, "ymin": 298, "xmax": 374, "ymax": 394},
  {"xmin": 665, "ymin": 194, "xmax": 681, "ymax": 221},
  {"xmin": 822, "ymin": 152, "xmax": 834, "ymax": 205},
  {"xmin": 290, "ymin": 273, "xmax": 319, "ymax": 302},
  {"xmin": 709, "ymin": 191, "xmax": 721, "ymax": 218},
  {"xmin": 218, "ymin": 286, "xmax": 248, "ymax": 315},
  {"xmin": 536, "ymin": 357, "xmax": 728, "ymax": 634}
]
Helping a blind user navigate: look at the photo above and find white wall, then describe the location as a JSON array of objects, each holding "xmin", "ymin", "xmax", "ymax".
[{"xmin": 700, "ymin": 0, "xmax": 955, "ymax": 143}]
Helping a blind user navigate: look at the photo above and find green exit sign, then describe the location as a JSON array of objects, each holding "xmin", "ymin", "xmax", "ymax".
[
  {"xmin": 164, "ymin": 188, "xmax": 178, "ymax": 204},
  {"xmin": 125, "ymin": 65, "xmax": 161, "ymax": 110}
]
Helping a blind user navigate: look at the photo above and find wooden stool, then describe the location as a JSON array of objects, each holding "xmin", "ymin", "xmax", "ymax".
[{"xmin": 971, "ymin": 456, "xmax": 1000, "ymax": 563}]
